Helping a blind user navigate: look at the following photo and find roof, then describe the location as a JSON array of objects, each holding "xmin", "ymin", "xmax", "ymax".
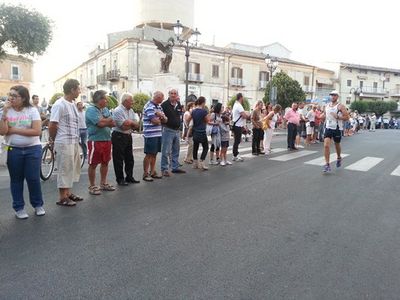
[{"xmin": 341, "ymin": 62, "xmax": 400, "ymax": 74}]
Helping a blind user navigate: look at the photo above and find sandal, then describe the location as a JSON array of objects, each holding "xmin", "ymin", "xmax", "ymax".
[
  {"xmin": 143, "ymin": 174, "xmax": 154, "ymax": 182},
  {"xmin": 56, "ymin": 198, "xmax": 76, "ymax": 206},
  {"xmin": 151, "ymin": 172, "xmax": 163, "ymax": 179},
  {"xmin": 184, "ymin": 159, "xmax": 193, "ymax": 164},
  {"xmin": 88, "ymin": 185, "xmax": 102, "ymax": 195},
  {"xmin": 69, "ymin": 193, "xmax": 84, "ymax": 201},
  {"xmin": 100, "ymin": 183, "xmax": 116, "ymax": 191}
]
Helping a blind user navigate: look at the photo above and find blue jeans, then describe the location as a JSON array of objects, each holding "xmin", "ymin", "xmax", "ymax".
[
  {"xmin": 161, "ymin": 127, "xmax": 180, "ymax": 172},
  {"xmin": 7, "ymin": 145, "xmax": 43, "ymax": 211},
  {"xmin": 79, "ymin": 128, "xmax": 87, "ymax": 159}
]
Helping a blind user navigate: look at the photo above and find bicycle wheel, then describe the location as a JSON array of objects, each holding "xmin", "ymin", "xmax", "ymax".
[
  {"xmin": 79, "ymin": 143, "xmax": 86, "ymax": 168},
  {"xmin": 40, "ymin": 144, "xmax": 54, "ymax": 181}
]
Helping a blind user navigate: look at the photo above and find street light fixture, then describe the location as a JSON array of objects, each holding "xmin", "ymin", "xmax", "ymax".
[
  {"xmin": 349, "ymin": 87, "xmax": 363, "ymax": 102},
  {"xmin": 173, "ymin": 20, "xmax": 201, "ymax": 105},
  {"xmin": 265, "ymin": 54, "xmax": 279, "ymax": 105}
]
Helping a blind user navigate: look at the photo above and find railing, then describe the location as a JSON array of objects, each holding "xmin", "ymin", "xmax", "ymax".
[
  {"xmin": 106, "ymin": 69, "xmax": 120, "ymax": 81},
  {"xmin": 230, "ymin": 78, "xmax": 246, "ymax": 87},
  {"xmin": 360, "ymin": 86, "xmax": 388, "ymax": 94},
  {"xmin": 187, "ymin": 73, "xmax": 204, "ymax": 82},
  {"xmin": 96, "ymin": 74, "xmax": 106, "ymax": 84},
  {"xmin": 259, "ymin": 80, "xmax": 267, "ymax": 89},
  {"xmin": 302, "ymin": 85, "xmax": 315, "ymax": 93},
  {"xmin": 10, "ymin": 74, "xmax": 21, "ymax": 80}
]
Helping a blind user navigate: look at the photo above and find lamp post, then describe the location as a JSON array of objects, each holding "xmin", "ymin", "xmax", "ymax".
[
  {"xmin": 173, "ymin": 20, "xmax": 201, "ymax": 106},
  {"xmin": 349, "ymin": 87, "xmax": 363, "ymax": 102},
  {"xmin": 265, "ymin": 54, "xmax": 279, "ymax": 105}
]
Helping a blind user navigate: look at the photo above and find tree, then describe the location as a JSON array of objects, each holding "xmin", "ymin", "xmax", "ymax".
[
  {"xmin": 350, "ymin": 100, "xmax": 368, "ymax": 113},
  {"xmin": 49, "ymin": 93, "xmax": 63, "ymax": 105},
  {"xmin": 106, "ymin": 95, "xmax": 118, "ymax": 110},
  {"xmin": 367, "ymin": 100, "xmax": 398, "ymax": 116},
  {"xmin": 132, "ymin": 93, "xmax": 151, "ymax": 117},
  {"xmin": 263, "ymin": 71, "xmax": 306, "ymax": 109},
  {"xmin": 0, "ymin": 4, "xmax": 52, "ymax": 58},
  {"xmin": 227, "ymin": 95, "xmax": 250, "ymax": 111}
]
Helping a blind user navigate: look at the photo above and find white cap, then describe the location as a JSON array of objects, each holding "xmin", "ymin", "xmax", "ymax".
[{"xmin": 329, "ymin": 90, "xmax": 339, "ymax": 96}]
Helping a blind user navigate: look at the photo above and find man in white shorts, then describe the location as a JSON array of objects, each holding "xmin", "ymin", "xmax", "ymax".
[{"xmin": 49, "ymin": 79, "xmax": 83, "ymax": 206}]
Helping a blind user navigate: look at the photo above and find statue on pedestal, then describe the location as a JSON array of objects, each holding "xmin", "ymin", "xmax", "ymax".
[{"xmin": 153, "ymin": 37, "xmax": 175, "ymax": 73}]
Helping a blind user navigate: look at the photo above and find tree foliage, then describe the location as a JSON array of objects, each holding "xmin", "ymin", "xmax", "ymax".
[
  {"xmin": 227, "ymin": 95, "xmax": 251, "ymax": 111},
  {"xmin": 132, "ymin": 93, "xmax": 151, "ymax": 116},
  {"xmin": 0, "ymin": 4, "xmax": 52, "ymax": 58},
  {"xmin": 263, "ymin": 71, "xmax": 306, "ymax": 109},
  {"xmin": 350, "ymin": 100, "xmax": 398, "ymax": 115},
  {"xmin": 50, "ymin": 93, "xmax": 63, "ymax": 105},
  {"xmin": 106, "ymin": 95, "xmax": 118, "ymax": 110},
  {"xmin": 349, "ymin": 101, "xmax": 368, "ymax": 113}
]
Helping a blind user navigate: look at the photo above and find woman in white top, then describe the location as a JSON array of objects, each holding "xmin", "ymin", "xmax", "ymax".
[
  {"xmin": 0, "ymin": 86, "xmax": 45, "ymax": 219},
  {"xmin": 183, "ymin": 102, "xmax": 195, "ymax": 164},
  {"xmin": 262, "ymin": 104, "xmax": 282, "ymax": 155}
]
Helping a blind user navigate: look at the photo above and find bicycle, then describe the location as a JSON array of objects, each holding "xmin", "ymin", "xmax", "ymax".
[{"xmin": 40, "ymin": 142, "xmax": 86, "ymax": 181}]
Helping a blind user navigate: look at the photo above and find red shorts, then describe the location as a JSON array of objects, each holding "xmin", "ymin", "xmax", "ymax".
[{"xmin": 88, "ymin": 141, "xmax": 112, "ymax": 165}]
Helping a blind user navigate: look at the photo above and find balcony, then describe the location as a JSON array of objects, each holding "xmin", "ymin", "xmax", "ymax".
[
  {"xmin": 302, "ymin": 85, "xmax": 315, "ymax": 93},
  {"xmin": 106, "ymin": 69, "xmax": 120, "ymax": 82},
  {"xmin": 187, "ymin": 73, "xmax": 204, "ymax": 83},
  {"xmin": 230, "ymin": 78, "xmax": 246, "ymax": 87},
  {"xmin": 259, "ymin": 80, "xmax": 267, "ymax": 90},
  {"xmin": 10, "ymin": 74, "xmax": 21, "ymax": 81},
  {"xmin": 390, "ymin": 89, "xmax": 400, "ymax": 97},
  {"xmin": 96, "ymin": 74, "xmax": 106, "ymax": 84},
  {"xmin": 360, "ymin": 86, "xmax": 388, "ymax": 95}
]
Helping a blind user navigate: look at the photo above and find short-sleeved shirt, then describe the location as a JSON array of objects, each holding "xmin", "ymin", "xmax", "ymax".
[
  {"xmin": 220, "ymin": 123, "xmax": 230, "ymax": 142},
  {"xmin": 192, "ymin": 108, "xmax": 208, "ymax": 133},
  {"xmin": 78, "ymin": 110, "xmax": 87, "ymax": 129},
  {"xmin": 112, "ymin": 105, "xmax": 139, "ymax": 135},
  {"xmin": 143, "ymin": 100, "xmax": 163, "ymax": 138},
  {"xmin": 85, "ymin": 105, "xmax": 112, "ymax": 141},
  {"xmin": 232, "ymin": 101, "xmax": 245, "ymax": 127},
  {"xmin": 2, "ymin": 106, "xmax": 41, "ymax": 147},
  {"xmin": 50, "ymin": 97, "xmax": 79, "ymax": 144}
]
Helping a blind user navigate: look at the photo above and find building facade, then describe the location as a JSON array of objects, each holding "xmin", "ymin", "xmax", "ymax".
[
  {"xmin": 54, "ymin": 27, "xmax": 336, "ymax": 108},
  {"xmin": 0, "ymin": 54, "xmax": 33, "ymax": 99}
]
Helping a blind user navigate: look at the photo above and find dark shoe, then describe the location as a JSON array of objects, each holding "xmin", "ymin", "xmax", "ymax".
[
  {"xmin": 117, "ymin": 180, "xmax": 129, "ymax": 186},
  {"xmin": 142, "ymin": 175, "xmax": 154, "ymax": 182},
  {"xmin": 172, "ymin": 169, "xmax": 186, "ymax": 174},
  {"xmin": 162, "ymin": 171, "xmax": 171, "ymax": 177},
  {"xmin": 290, "ymin": 147, "xmax": 298, "ymax": 151},
  {"xmin": 126, "ymin": 177, "xmax": 140, "ymax": 184},
  {"xmin": 259, "ymin": 151, "xmax": 265, "ymax": 155},
  {"xmin": 252, "ymin": 153, "xmax": 259, "ymax": 156}
]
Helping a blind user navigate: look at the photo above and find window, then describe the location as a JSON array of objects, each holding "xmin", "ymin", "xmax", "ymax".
[
  {"xmin": 11, "ymin": 65, "xmax": 20, "ymax": 80},
  {"xmin": 113, "ymin": 54, "xmax": 118, "ymax": 70},
  {"xmin": 359, "ymin": 81, "xmax": 363, "ymax": 88},
  {"xmin": 259, "ymin": 71, "xmax": 268, "ymax": 82},
  {"xmin": 373, "ymin": 82, "xmax": 378, "ymax": 88},
  {"xmin": 347, "ymin": 79, "xmax": 352, "ymax": 87},
  {"xmin": 122, "ymin": 81, "xmax": 125, "ymax": 89},
  {"xmin": 102, "ymin": 65, "xmax": 106, "ymax": 75},
  {"xmin": 189, "ymin": 62, "xmax": 200, "ymax": 74},
  {"xmin": 212, "ymin": 65, "xmax": 219, "ymax": 78},
  {"xmin": 304, "ymin": 76, "xmax": 310, "ymax": 86},
  {"xmin": 231, "ymin": 67, "xmax": 243, "ymax": 78}
]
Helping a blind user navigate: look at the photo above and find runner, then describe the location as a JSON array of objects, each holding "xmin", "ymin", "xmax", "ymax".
[{"xmin": 322, "ymin": 90, "xmax": 349, "ymax": 172}]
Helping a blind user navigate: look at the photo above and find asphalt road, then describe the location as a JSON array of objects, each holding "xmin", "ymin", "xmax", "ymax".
[{"xmin": 1, "ymin": 130, "xmax": 400, "ymax": 299}]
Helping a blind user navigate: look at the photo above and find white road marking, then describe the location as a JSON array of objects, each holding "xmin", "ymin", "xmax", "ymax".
[
  {"xmin": 345, "ymin": 157, "xmax": 384, "ymax": 172},
  {"xmin": 390, "ymin": 165, "xmax": 400, "ymax": 176},
  {"xmin": 305, "ymin": 153, "xmax": 349, "ymax": 166},
  {"xmin": 269, "ymin": 148, "xmax": 289, "ymax": 154},
  {"xmin": 270, "ymin": 150, "xmax": 317, "ymax": 162}
]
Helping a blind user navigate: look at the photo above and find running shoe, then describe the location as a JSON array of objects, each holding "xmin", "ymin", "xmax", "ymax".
[
  {"xmin": 323, "ymin": 163, "xmax": 331, "ymax": 173},
  {"xmin": 336, "ymin": 157, "xmax": 342, "ymax": 168}
]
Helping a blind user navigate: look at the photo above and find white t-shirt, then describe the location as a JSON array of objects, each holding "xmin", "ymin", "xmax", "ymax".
[
  {"xmin": 1, "ymin": 107, "xmax": 41, "ymax": 147},
  {"xmin": 50, "ymin": 98, "xmax": 79, "ymax": 144},
  {"xmin": 232, "ymin": 101, "xmax": 245, "ymax": 127},
  {"xmin": 306, "ymin": 110, "xmax": 315, "ymax": 122},
  {"xmin": 78, "ymin": 110, "xmax": 86, "ymax": 129}
]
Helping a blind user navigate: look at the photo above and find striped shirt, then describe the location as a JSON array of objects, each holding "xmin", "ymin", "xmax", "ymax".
[
  {"xmin": 112, "ymin": 105, "xmax": 139, "ymax": 134},
  {"xmin": 50, "ymin": 97, "xmax": 79, "ymax": 144},
  {"xmin": 142, "ymin": 100, "xmax": 163, "ymax": 138}
]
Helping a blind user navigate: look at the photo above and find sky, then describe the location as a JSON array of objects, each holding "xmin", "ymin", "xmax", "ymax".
[{"xmin": 4, "ymin": 0, "xmax": 400, "ymax": 98}]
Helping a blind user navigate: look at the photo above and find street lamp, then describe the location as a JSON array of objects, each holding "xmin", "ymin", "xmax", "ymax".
[
  {"xmin": 173, "ymin": 20, "xmax": 201, "ymax": 105},
  {"xmin": 265, "ymin": 54, "xmax": 279, "ymax": 105},
  {"xmin": 349, "ymin": 87, "xmax": 363, "ymax": 102}
]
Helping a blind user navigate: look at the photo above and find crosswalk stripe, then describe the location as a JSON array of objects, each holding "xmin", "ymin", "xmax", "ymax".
[
  {"xmin": 390, "ymin": 165, "xmax": 400, "ymax": 176},
  {"xmin": 345, "ymin": 157, "xmax": 384, "ymax": 172},
  {"xmin": 269, "ymin": 148, "xmax": 288, "ymax": 154},
  {"xmin": 305, "ymin": 153, "xmax": 349, "ymax": 166},
  {"xmin": 270, "ymin": 150, "xmax": 317, "ymax": 162}
]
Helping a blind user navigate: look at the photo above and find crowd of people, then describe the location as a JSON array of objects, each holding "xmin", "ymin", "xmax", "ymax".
[{"xmin": 0, "ymin": 81, "xmax": 389, "ymax": 219}]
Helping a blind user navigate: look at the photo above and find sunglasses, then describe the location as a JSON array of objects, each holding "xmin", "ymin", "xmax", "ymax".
[{"xmin": 8, "ymin": 93, "xmax": 21, "ymax": 98}]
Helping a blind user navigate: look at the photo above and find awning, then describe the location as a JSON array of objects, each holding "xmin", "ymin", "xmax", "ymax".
[{"xmin": 316, "ymin": 77, "xmax": 332, "ymax": 85}]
